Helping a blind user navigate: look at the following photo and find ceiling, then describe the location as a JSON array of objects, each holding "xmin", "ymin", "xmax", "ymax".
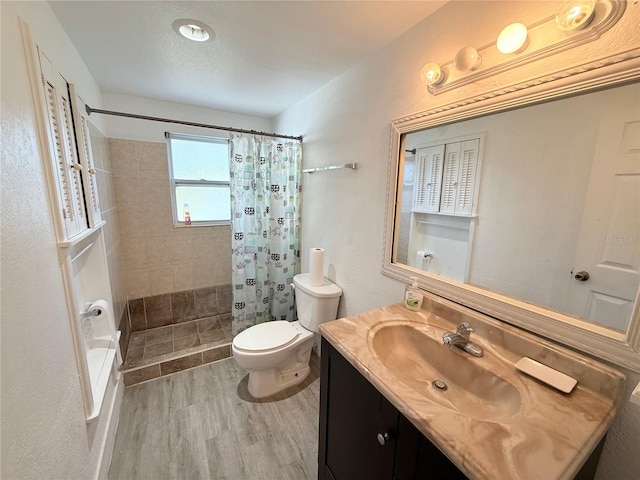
[{"xmin": 48, "ymin": 1, "xmax": 446, "ymax": 118}]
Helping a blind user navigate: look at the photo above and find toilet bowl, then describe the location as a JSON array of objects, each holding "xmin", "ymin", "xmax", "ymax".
[{"xmin": 232, "ymin": 273, "xmax": 342, "ymax": 398}]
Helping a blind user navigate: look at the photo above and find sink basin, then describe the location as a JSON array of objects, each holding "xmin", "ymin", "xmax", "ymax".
[{"xmin": 371, "ymin": 324, "xmax": 521, "ymax": 419}]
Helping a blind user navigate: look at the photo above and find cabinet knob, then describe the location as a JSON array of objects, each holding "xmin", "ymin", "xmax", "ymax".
[
  {"xmin": 377, "ymin": 432, "xmax": 390, "ymax": 446},
  {"xmin": 88, "ymin": 168, "xmax": 97, "ymax": 175},
  {"xmin": 70, "ymin": 163, "xmax": 83, "ymax": 171}
]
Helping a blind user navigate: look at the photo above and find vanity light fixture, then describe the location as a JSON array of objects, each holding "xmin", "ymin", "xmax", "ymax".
[
  {"xmin": 172, "ymin": 19, "xmax": 215, "ymax": 42},
  {"xmin": 555, "ymin": 0, "xmax": 597, "ymax": 31},
  {"xmin": 421, "ymin": 63, "xmax": 446, "ymax": 86},
  {"xmin": 454, "ymin": 47, "xmax": 482, "ymax": 72},
  {"xmin": 420, "ymin": 0, "xmax": 623, "ymax": 95},
  {"xmin": 497, "ymin": 23, "xmax": 529, "ymax": 54}
]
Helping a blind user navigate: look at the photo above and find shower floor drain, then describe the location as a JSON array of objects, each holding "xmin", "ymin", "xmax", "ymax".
[{"xmin": 432, "ymin": 379, "xmax": 448, "ymax": 391}]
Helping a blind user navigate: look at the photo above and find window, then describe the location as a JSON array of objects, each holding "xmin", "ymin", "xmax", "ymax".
[{"xmin": 166, "ymin": 132, "xmax": 231, "ymax": 226}]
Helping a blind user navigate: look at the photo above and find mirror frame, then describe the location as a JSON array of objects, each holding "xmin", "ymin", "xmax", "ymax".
[{"xmin": 383, "ymin": 50, "xmax": 640, "ymax": 372}]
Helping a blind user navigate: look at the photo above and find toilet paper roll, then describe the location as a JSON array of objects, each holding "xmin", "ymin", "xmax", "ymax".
[
  {"xmin": 416, "ymin": 250, "xmax": 426, "ymax": 269},
  {"xmin": 309, "ymin": 247, "xmax": 325, "ymax": 286},
  {"xmin": 87, "ymin": 299, "xmax": 115, "ymax": 338}
]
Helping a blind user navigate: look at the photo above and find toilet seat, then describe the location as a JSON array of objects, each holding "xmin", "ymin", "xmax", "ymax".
[{"xmin": 233, "ymin": 321, "xmax": 299, "ymax": 352}]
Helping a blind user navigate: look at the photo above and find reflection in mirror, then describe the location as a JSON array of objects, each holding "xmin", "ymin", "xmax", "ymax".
[{"xmin": 394, "ymin": 82, "xmax": 639, "ymax": 334}]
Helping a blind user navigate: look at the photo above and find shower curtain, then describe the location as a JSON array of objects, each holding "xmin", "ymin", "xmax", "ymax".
[{"xmin": 230, "ymin": 134, "xmax": 302, "ymax": 335}]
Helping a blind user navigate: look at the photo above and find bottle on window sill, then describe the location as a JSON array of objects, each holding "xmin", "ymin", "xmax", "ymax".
[{"xmin": 183, "ymin": 203, "xmax": 192, "ymax": 226}]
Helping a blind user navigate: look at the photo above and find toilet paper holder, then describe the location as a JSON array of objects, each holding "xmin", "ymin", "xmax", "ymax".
[{"xmin": 79, "ymin": 307, "xmax": 102, "ymax": 318}]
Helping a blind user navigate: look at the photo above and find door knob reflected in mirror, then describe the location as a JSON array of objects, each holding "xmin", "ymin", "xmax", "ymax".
[{"xmin": 574, "ymin": 271, "xmax": 590, "ymax": 282}]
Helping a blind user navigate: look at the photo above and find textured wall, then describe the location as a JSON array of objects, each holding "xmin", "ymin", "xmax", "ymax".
[
  {"xmin": 1, "ymin": 2, "xmax": 118, "ymax": 479},
  {"xmin": 274, "ymin": 1, "xmax": 640, "ymax": 478}
]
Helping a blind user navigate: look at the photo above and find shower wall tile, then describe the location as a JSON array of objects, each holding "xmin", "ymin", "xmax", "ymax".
[
  {"xmin": 109, "ymin": 139, "xmax": 138, "ymax": 175},
  {"xmin": 118, "ymin": 308, "xmax": 131, "ymax": 360},
  {"xmin": 137, "ymin": 142, "xmax": 169, "ymax": 176},
  {"xmin": 173, "ymin": 262, "xmax": 198, "ymax": 292},
  {"xmin": 127, "ymin": 283, "xmax": 232, "ymax": 332},
  {"xmin": 121, "ymin": 238, "xmax": 148, "ymax": 269},
  {"xmin": 216, "ymin": 285, "xmax": 233, "ymax": 311},
  {"xmin": 129, "ymin": 298, "xmax": 146, "ymax": 331},
  {"xmin": 109, "ymin": 138, "xmax": 231, "ymax": 300},
  {"xmin": 194, "ymin": 286, "xmax": 218, "ymax": 317},
  {"xmin": 171, "ymin": 290, "xmax": 196, "ymax": 322},
  {"xmin": 149, "ymin": 265, "xmax": 174, "ymax": 296},
  {"xmin": 145, "ymin": 294, "xmax": 172, "ymax": 328},
  {"xmin": 126, "ymin": 267, "xmax": 151, "ymax": 300}
]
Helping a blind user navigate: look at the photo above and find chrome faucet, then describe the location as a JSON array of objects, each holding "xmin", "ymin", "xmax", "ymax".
[{"xmin": 442, "ymin": 321, "xmax": 484, "ymax": 357}]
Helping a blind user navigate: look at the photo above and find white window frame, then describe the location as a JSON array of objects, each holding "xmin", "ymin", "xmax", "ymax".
[{"xmin": 166, "ymin": 132, "xmax": 231, "ymax": 227}]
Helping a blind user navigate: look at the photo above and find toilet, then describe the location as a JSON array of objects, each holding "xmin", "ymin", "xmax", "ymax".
[{"xmin": 232, "ymin": 273, "xmax": 342, "ymax": 398}]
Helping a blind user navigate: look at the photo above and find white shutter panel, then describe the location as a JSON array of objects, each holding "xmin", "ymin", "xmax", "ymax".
[
  {"xmin": 38, "ymin": 49, "xmax": 88, "ymax": 239},
  {"xmin": 439, "ymin": 142, "xmax": 461, "ymax": 214},
  {"xmin": 413, "ymin": 145, "xmax": 445, "ymax": 212},
  {"xmin": 70, "ymin": 85, "xmax": 102, "ymax": 226},
  {"xmin": 455, "ymin": 139, "xmax": 480, "ymax": 215}
]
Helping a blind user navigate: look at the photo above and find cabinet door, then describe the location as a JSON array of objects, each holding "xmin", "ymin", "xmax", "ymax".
[
  {"xmin": 321, "ymin": 340, "xmax": 398, "ymax": 480},
  {"xmin": 38, "ymin": 49, "xmax": 88, "ymax": 239},
  {"xmin": 413, "ymin": 145, "xmax": 445, "ymax": 213},
  {"xmin": 69, "ymin": 86, "xmax": 102, "ymax": 226},
  {"xmin": 394, "ymin": 414, "xmax": 467, "ymax": 480},
  {"xmin": 439, "ymin": 139, "xmax": 480, "ymax": 215}
]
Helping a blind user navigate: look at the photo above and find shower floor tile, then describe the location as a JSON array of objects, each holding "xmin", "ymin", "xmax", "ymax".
[{"xmin": 122, "ymin": 315, "xmax": 234, "ymax": 379}]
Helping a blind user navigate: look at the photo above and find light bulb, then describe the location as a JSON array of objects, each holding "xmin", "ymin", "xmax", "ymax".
[
  {"xmin": 421, "ymin": 63, "xmax": 445, "ymax": 86},
  {"xmin": 454, "ymin": 47, "xmax": 482, "ymax": 72},
  {"xmin": 497, "ymin": 23, "xmax": 529, "ymax": 54},
  {"xmin": 556, "ymin": 0, "xmax": 597, "ymax": 31},
  {"xmin": 172, "ymin": 19, "xmax": 215, "ymax": 43}
]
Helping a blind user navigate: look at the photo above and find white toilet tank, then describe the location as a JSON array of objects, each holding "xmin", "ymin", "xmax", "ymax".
[{"xmin": 293, "ymin": 273, "xmax": 342, "ymax": 332}]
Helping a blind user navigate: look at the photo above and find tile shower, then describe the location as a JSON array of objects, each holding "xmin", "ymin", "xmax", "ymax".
[
  {"xmin": 122, "ymin": 285, "xmax": 233, "ymax": 385},
  {"xmin": 108, "ymin": 138, "xmax": 234, "ymax": 385}
]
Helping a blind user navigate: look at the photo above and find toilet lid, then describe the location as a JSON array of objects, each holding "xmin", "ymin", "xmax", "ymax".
[{"xmin": 233, "ymin": 321, "xmax": 299, "ymax": 352}]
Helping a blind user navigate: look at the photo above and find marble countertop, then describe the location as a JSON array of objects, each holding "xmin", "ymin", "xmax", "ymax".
[{"xmin": 319, "ymin": 295, "xmax": 626, "ymax": 480}]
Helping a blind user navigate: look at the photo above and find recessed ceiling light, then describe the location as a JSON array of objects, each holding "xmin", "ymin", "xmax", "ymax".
[{"xmin": 172, "ymin": 19, "xmax": 215, "ymax": 43}]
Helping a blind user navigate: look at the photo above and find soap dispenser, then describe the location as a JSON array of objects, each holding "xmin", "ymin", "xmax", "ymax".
[{"xmin": 404, "ymin": 276, "xmax": 423, "ymax": 311}]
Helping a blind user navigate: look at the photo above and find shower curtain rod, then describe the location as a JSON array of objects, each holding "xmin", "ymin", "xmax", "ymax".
[{"xmin": 84, "ymin": 105, "xmax": 303, "ymax": 142}]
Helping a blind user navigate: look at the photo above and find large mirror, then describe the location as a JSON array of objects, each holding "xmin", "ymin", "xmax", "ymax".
[{"xmin": 383, "ymin": 62, "xmax": 640, "ymax": 371}]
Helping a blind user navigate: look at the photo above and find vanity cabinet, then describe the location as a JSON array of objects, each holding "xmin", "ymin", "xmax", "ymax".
[
  {"xmin": 318, "ymin": 338, "xmax": 466, "ymax": 480},
  {"xmin": 319, "ymin": 337, "xmax": 606, "ymax": 480}
]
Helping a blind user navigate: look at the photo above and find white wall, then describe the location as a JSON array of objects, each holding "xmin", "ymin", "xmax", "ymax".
[
  {"xmin": 0, "ymin": 2, "xmax": 117, "ymax": 479},
  {"xmin": 274, "ymin": 1, "xmax": 640, "ymax": 478}
]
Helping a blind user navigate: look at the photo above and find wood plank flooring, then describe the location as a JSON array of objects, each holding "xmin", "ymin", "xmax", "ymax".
[{"xmin": 109, "ymin": 354, "xmax": 320, "ymax": 480}]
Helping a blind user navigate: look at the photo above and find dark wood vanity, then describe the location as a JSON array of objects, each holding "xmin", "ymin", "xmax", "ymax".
[
  {"xmin": 319, "ymin": 338, "xmax": 465, "ymax": 480},
  {"xmin": 318, "ymin": 337, "xmax": 607, "ymax": 480}
]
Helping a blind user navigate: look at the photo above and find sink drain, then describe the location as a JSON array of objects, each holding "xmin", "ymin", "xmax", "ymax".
[{"xmin": 432, "ymin": 379, "xmax": 448, "ymax": 391}]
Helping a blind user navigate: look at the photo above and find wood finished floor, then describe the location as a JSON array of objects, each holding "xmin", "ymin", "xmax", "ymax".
[{"xmin": 109, "ymin": 354, "xmax": 320, "ymax": 480}]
